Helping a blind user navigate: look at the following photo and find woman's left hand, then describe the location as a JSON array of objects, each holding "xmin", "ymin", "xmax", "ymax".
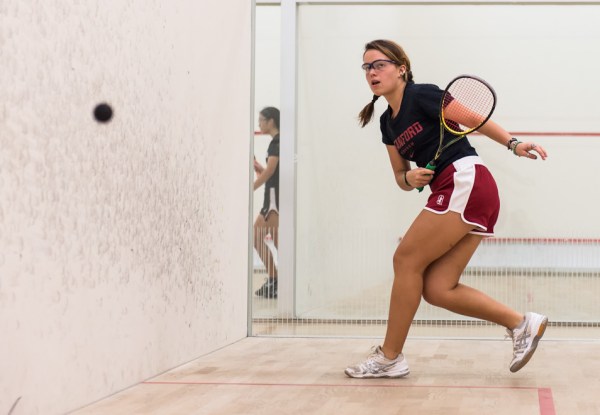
[{"xmin": 514, "ymin": 142, "xmax": 548, "ymax": 160}]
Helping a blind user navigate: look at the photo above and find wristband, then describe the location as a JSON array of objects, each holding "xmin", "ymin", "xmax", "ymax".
[{"xmin": 507, "ymin": 137, "xmax": 518, "ymax": 150}]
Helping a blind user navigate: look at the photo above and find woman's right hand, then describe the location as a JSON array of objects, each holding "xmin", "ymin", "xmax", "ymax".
[
  {"xmin": 407, "ymin": 167, "xmax": 434, "ymax": 189},
  {"xmin": 254, "ymin": 159, "xmax": 264, "ymax": 175}
]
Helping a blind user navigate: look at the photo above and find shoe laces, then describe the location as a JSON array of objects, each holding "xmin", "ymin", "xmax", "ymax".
[
  {"xmin": 367, "ymin": 346, "xmax": 390, "ymax": 363},
  {"xmin": 506, "ymin": 327, "xmax": 530, "ymax": 355},
  {"xmin": 360, "ymin": 354, "xmax": 385, "ymax": 373}
]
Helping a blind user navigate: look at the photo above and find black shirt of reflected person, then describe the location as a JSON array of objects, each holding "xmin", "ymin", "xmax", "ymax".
[{"xmin": 261, "ymin": 134, "xmax": 279, "ymax": 214}]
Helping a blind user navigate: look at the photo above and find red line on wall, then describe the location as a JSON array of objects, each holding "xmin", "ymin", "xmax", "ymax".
[
  {"xmin": 511, "ymin": 132, "xmax": 600, "ymax": 137},
  {"xmin": 256, "ymin": 131, "xmax": 600, "ymax": 137},
  {"xmin": 396, "ymin": 237, "xmax": 600, "ymax": 244},
  {"xmin": 484, "ymin": 238, "xmax": 600, "ymax": 244}
]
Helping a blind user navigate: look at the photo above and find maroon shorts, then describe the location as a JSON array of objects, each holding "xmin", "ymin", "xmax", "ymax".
[{"xmin": 425, "ymin": 156, "xmax": 500, "ymax": 236}]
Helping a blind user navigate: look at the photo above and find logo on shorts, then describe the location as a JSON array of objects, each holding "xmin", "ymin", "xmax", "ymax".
[{"xmin": 436, "ymin": 195, "xmax": 444, "ymax": 206}]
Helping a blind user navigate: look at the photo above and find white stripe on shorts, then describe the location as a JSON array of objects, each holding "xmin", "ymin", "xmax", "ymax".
[
  {"xmin": 449, "ymin": 156, "xmax": 483, "ymax": 215},
  {"xmin": 424, "ymin": 156, "xmax": 489, "ymax": 234}
]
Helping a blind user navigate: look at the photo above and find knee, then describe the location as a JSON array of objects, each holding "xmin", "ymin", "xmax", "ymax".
[
  {"xmin": 422, "ymin": 282, "xmax": 447, "ymax": 307},
  {"xmin": 392, "ymin": 248, "xmax": 427, "ymax": 276},
  {"xmin": 392, "ymin": 249, "xmax": 412, "ymax": 272}
]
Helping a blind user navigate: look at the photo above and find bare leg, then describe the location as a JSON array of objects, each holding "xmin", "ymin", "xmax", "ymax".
[
  {"xmin": 253, "ymin": 212, "xmax": 279, "ymax": 280},
  {"xmin": 382, "ymin": 210, "xmax": 486, "ymax": 359},
  {"xmin": 422, "ymin": 233, "xmax": 523, "ymax": 328}
]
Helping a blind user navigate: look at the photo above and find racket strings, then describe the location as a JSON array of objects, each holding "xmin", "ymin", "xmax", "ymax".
[{"xmin": 442, "ymin": 78, "xmax": 495, "ymax": 134}]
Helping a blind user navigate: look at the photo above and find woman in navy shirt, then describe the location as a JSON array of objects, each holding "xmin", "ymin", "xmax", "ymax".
[
  {"xmin": 253, "ymin": 107, "xmax": 280, "ymax": 298},
  {"xmin": 345, "ymin": 40, "xmax": 548, "ymax": 378}
]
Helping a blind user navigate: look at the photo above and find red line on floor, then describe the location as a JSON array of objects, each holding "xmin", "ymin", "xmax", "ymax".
[
  {"xmin": 538, "ymin": 388, "xmax": 556, "ymax": 415},
  {"xmin": 144, "ymin": 380, "xmax": 556, "ymax": 412},
  {"xmin": 143, "ymin": 380, "xmax": 541, "ymax": 390}
]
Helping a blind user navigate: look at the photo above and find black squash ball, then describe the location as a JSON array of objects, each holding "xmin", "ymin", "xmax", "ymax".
[{"xmin": 93, "ymin": 103, "xmax": 113, "ymax": 123}]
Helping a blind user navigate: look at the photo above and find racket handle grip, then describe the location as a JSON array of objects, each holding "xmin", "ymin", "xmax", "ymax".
[{"xmin": 416, "ymin": 163, "xmax": 437, "ymax": 193}]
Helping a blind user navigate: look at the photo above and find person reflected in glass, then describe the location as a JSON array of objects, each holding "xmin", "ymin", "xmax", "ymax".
[{"xmin": 253, "ymin": 107, "xmax": 280, "ymax": 299}]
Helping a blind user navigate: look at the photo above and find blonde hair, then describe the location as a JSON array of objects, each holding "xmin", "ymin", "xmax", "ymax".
[{"xmin": 358, "ymin": 40, "xmax": 414, "ymax": 128}]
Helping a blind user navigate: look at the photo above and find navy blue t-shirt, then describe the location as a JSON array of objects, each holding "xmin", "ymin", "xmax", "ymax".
[
  {"xmin": 380, "ymin": 82, "xmax": 477, "ymax": 184},
  {"xmin": 262, "ymin": 134, "xmax": 280, "ymax": 213}
]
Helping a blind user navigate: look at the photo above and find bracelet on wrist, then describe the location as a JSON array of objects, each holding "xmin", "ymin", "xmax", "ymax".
[
  {"xmin": 507, "ymin": 137, "xmax": 518, "ymax": 150},
  {"xmin": 511, "ymin": 140, "xmax": 523, "ymax": 155},
  {"xmin": 403, "ymin": 171, "xmax": 412, "ymax": 187}
]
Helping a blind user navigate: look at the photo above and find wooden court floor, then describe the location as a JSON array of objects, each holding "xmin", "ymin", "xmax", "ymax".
[{"xmin": 71, "ymin": 336, "xmax": 600, "ymax": 415}]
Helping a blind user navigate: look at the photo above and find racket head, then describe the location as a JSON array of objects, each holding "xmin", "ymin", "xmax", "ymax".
[{"xmin": 440, "ymin": 75, "xmax": 497, "ymax": 135}]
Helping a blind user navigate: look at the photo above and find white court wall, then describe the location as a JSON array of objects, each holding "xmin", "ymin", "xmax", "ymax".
[
  {"xmin": 0, "ymin": 1, "xmax": 252, "ymax": 414},
  {"xmin": 275, "ymin": 4, "xmax": 600, "ymax": 315}
]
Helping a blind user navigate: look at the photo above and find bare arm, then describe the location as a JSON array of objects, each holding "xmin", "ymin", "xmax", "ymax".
[
  {"xmin": 254, "ymin": 156, "xmax": 264, "ymax": 177},
  {"xmin": 444, "ymin": 100, "xmax": 548, "ymax": 160},
  {"xmin": 386, "ymin": 145, "xmax": 433, "ymax": 191},
  {"xmin": 478, "ymin": 119, "xmax": 547, "ymax": 160},
  {"xmin": 253, "ymin": 156, "xmax": 279, "ymax": 191}
]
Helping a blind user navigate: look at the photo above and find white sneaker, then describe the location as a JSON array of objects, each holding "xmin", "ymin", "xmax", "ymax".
[
  {"xmin": 344, "ymin": 346, "xmax": 410, "ymax": 378},
  {"xmin": 507, "ymin": 312, "xmax": 548, "ymax": 373}
]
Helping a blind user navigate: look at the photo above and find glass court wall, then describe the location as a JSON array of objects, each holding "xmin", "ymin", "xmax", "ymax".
[{"xmin": 252, "ymin": 1, "xmax": 600, "ymax": 338}]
